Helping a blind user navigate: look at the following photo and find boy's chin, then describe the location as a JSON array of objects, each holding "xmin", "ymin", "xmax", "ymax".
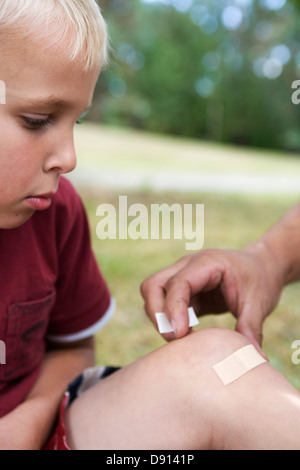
[{"xmin": 0, "ymin": 210, "xmax": 35, "ymax": 230}]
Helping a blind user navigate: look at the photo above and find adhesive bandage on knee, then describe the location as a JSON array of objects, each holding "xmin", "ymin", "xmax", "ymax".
[
  {"xmin": 155, "ymin": 307, "xmax": 199, "ymax": 334},
  {"xmin": 212, "ymin": 344, "xmax": 267, "ymax": 386}
]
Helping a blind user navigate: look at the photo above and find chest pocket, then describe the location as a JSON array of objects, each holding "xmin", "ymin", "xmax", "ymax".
[{"xmin": 1, "ymin": 291, "xmax": 56, "ymax": 381}]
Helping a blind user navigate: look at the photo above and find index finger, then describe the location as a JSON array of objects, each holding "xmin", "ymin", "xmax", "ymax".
[
  {"xmin": 141, "ymin": 259, "xmax": 192, "ymax": 339},
  {"xmin": 163, "ymin": 261, "xmax": 223, "ymax": 337}
]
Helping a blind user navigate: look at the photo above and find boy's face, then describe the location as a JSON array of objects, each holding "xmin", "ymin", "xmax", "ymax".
[{"xmin": 0, "ymin": 30, "xmax": 100, "ymax": 229}]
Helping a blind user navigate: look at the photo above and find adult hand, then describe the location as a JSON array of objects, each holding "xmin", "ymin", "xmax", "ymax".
[{"xmin": 141, "ymin": 244, "xmax": 284, "ymax": 357}]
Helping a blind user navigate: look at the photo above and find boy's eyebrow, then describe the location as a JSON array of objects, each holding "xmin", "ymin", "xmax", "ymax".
[{"xmin": 19, "ymin": 95, "xmax": 93, "ymax": 110}]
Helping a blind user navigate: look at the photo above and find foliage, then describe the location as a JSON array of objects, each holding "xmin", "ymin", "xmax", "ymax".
[{"xmin": 95, "ymin": 0, "xmax": 300, "ymax": 152}]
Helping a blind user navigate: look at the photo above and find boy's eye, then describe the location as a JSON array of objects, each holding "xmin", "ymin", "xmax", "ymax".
[
  {"xmin": 21, "ymin": 110, "xmax": 88, "ymax": 130},
  {"xmin": 22, "ymin": 116, "xmax": 51, "ymax": 130}
]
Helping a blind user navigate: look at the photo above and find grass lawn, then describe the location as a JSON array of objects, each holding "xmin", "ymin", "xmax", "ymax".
[
  {"xmin": 74, "ymin": 122, "xmax": 300, "ymax": 176},
  {"xmin": 72, "ymin": 123, "xmax": 300, "ymax": 390}
]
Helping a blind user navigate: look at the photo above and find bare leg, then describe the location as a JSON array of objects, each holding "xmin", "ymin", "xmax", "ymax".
[{"xmin": 65, "ymin": 328, "xmax": 300, "ymax": 450}]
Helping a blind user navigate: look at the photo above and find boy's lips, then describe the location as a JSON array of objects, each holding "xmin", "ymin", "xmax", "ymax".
[{"xmin": 25, "ymin": 193, "xmax": 55, "ymax": 211}]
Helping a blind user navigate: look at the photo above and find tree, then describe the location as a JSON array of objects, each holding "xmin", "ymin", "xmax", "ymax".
[{"xmin": 96, "ymin": 0, "xmax": 300, "ymax": 151}]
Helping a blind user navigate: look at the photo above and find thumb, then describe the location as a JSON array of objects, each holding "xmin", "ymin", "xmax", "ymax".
[{"xmin": 235, "ymin": 314, "xmax": 269, "ymax": 361}]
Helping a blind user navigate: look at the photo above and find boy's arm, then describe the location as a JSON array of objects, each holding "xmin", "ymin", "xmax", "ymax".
[{"xmin": 0, "ymin": 337, "xmax": 95, "ymax": 450}]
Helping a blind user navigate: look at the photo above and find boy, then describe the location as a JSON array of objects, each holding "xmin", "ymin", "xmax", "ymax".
[
  {"xmin": 0, "ymin": 0, "xmax": 114, "ymax": 449},
  {"xmin": 2, "ymin": 0, "xmax": 300, "ymax": 451}
]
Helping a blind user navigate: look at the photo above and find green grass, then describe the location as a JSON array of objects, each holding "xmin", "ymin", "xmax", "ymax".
[
  {"xmin": 72, "ymin": 123, "xmax": 300, "ymax": 390},
  {"xmin": 74, "ymin": 122, "xmax": 300, "ymax": 175}
]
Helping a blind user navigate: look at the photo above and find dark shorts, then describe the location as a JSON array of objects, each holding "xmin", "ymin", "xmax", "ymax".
[{"xmin": 43, "ymin": 366, "xmax": 120, "ymax": 450}]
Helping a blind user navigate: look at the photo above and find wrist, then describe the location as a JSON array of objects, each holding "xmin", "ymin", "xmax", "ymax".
[
  {"xmin": 246, "ymin": 203, "xmax": 300, "ymax": 287},
  {"xmin": 244, "ymin": 239, "xmax": 286, "ymax": 291}
]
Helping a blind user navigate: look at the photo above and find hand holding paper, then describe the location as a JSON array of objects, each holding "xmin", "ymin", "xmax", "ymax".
[{"xmin": 155, "ymin": 307, "xmax": 199, "ymax": 335}]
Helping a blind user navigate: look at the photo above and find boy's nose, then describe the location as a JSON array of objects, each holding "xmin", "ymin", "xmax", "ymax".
[{"xmin": 44, "ymin": 136, "xmax": 77, "ymax": 175}]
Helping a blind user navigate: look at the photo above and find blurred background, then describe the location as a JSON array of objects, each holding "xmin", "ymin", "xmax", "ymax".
[
  {"xmin": 69, "ymin": 0, "xmax": 300, "ymax": 388},
  {"xmin": 96, "ymin": 0, "xmax": 300, "ymax": 151}
]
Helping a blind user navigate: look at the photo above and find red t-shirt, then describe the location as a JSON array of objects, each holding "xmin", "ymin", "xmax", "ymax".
[{"xmin": 0, "ymin": 177, "xmax": 113, "ymax": 417}]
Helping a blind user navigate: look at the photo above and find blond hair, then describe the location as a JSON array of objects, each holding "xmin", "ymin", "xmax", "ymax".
[{"xmin": 0, "ymin": 0, "xmax": 108, "ymax": 70}]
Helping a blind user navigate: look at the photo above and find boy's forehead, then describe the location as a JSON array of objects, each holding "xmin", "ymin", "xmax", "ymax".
[
  {"xmin": 1, "ymin": 28, "xmax": 98, "ymax": 78},
  {"xmin": 6, "ymin": 88, "xmax": 95, "ymax": 114},
  {"xmin": 1, "ymin": 30, "xmax": 100, "ymax": 110},
  {"xmin": 3, "ymin": 50, "xmax": 98, "ymax": 110}
]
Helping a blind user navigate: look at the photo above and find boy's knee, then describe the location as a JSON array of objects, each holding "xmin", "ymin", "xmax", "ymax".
[
  {"xmin": 169, "ymin": 327, "xmax": 251, "ymax": 371},
  {"xmin": 166, "ymin": 328, "xmax": 265, "ymax": 446},
  {"xmin": 158, "ymin": 327, "xmax": 252, "ymax": 400},
  {"xmin": 196, "ymin": 327, "xmax": 251, "ymax": 359}
]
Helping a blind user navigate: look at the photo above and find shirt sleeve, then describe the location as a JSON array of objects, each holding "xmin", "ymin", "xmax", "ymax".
[{"xmin": 46, "ymin": 178, "xmax": 114, "ymax": 342}]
